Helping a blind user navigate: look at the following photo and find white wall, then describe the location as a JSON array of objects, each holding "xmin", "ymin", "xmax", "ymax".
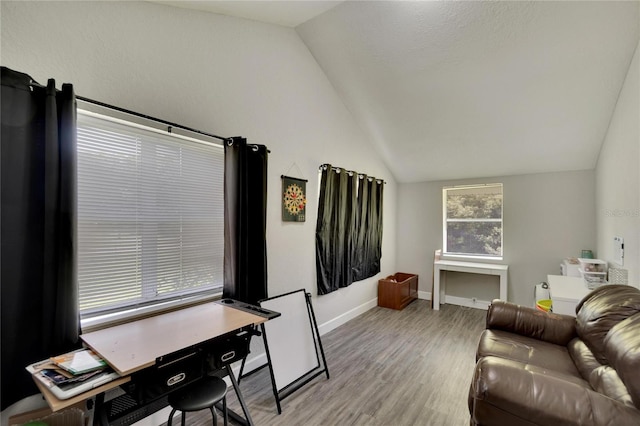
[
  {"xmin": 397, "ymin": 170, "xmax": 596, "ymax": 307},
  {"xmin": 1, "ymin": 1, "xmax": 397, "ymax": 421},
  {"xmin": 1, "ymin": 0, "xmax": 397, "ymax": 325},
  {"xmin": 596, "ymin": 40, "xmax": 640, "ymax": 288}
]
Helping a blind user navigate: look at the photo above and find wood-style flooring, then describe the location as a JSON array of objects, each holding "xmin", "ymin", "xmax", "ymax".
[{"xmin": 162, "ymin": 300, "xmax": 487, "ymax": 426}]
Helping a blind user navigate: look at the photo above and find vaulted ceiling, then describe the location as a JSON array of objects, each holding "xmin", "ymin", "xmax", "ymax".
[{"xmin": 152, "ymin": 1, "xmax": 640, "ymax": 183}]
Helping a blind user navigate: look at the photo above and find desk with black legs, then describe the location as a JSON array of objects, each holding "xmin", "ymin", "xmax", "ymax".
[{"xmin": 32, "ymin": 300, "xmax": 277, "ymax": 425}]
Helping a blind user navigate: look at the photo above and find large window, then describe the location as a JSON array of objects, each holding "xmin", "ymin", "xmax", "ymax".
[
  {"xmin": 77, "ymin": 111, "xmax": 224, "ymax": 318},
  {"xmin": 443, "ymin": 184, "xmax": 503, "ymax": 258}
]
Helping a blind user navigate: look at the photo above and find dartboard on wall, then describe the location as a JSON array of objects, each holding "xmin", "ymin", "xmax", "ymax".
[{"xmin": 282, "ymin": 176, "xmax": 307, "ymax": 222}]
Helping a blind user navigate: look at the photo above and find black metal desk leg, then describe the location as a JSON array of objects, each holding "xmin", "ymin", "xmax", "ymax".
[
  {"xmin": 93, "ymin": 392, "xmax": 108, "ymax": 426},
  {"xmin": 226, "ymin": 364, "xmax": 254, "ymax": 426}
]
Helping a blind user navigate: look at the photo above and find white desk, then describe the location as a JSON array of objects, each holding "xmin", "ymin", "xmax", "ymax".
[
  {"xmin": 433, "ymin": 260, "xmax": 508, "ymax": 310},
  {"xmin": 548, "ymin": 275, "xmax": 591, "ymax": 316}
]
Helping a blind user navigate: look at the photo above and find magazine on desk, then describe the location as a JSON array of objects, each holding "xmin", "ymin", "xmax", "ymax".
[{"xmin": 27, "ymin": 350, "xmax": 120, "ymax": 400}]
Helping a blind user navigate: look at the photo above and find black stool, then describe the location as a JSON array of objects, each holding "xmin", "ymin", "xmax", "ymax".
[{"xmin": 167, "ymin": 376, "xmax": 228, "ymax": 426}]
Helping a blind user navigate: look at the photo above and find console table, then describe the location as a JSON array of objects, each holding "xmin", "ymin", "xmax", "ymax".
[{"xmin": 433, "ymin": 260, "xmax": 508, "ymax": 310}]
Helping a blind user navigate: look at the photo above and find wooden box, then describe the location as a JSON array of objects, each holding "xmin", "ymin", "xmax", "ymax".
[{"xmin": 378, "ymin": 273, "xmax": 418, "ymax": 310}]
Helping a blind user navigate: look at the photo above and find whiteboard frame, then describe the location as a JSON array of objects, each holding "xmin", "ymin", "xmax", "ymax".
[{"xmin": 256, "ymin": 289, "xmax": 329, "ymax": 413}]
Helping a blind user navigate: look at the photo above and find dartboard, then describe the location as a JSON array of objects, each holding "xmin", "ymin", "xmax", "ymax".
[{"xmin": 284, "ymin": 183, "xmax": 306, "ymax": 215}]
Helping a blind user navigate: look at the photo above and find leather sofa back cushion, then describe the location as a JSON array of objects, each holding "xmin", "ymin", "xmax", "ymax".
[
  {"xmin": 575, "ymin": 285, "xmax": 640, "ymax": 364},
  {"xmin": 604, "ymin": 312, "xmax": 640, "ymax": 409},
  {"xmin": 486, "ymin": 300, "xmax": 576, "ymax": 346},
  {"xmin": 589, "ymin": 365, "xmax": 635, "ymax": 408}
]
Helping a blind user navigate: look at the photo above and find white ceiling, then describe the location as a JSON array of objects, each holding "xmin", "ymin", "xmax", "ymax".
[
  {"xmin": 151, "ymin": 1, "xmax": 343, "ymax": 27},
  {"xmin": 151, "ymin": 1, "xmax": 640, "ymax": 183}
]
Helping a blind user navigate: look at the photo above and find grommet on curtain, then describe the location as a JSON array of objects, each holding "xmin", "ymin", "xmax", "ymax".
[{"xmin": 317, "ymin": 163, "xmax": 385, "ymax": 184}]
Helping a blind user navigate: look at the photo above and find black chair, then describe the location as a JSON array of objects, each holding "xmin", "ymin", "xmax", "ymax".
[{"xmin": 167, "ymin": 376, "xmax": 228, "ymax": 426}]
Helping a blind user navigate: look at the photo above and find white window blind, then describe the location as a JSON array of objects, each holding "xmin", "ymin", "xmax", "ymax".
[{"xmin": 77, "ymin": 111, "xmax": 224, "ymax": 317}]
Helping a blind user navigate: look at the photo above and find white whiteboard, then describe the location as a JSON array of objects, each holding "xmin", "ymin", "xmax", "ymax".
[{"xmin": 259, "ymin": 290, "xmax": 319, "ymax": 390}]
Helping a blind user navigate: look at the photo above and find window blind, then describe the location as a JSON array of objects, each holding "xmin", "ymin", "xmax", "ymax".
[{"xmin": 77, "ymin": 111, "xmax": 224, "ymax": 316}]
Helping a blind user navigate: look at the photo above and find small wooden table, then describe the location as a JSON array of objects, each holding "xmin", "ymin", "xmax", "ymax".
[{"xmin": 433, "ymin": 260, "xmax": 508, "ymax": 310}]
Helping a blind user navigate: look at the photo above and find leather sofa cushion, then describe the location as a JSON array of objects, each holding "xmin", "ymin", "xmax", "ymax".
[
  {"xmin": 575, "ymin": 285, "xmax": 640, "ymax": 364},
  {"xmin": 589, "ymin": 365, "xmax": 635, "ymax": 408},
  {"xmin": 604, "ymin": 312, "xmax": 640, "ymax": 409},
  {"xmin": 477, "ymin": 329, "xmax": 583, "ymax": 379},
  {"xmin": 568, "ymin": 337, "xmax": 603, "ymax": 381},
  {"xmin": 470, "ymin": 356, "xmax": 640, "ymax": 426}
]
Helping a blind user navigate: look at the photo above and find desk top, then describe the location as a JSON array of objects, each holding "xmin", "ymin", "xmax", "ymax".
[
  {"xmin": 81, "ymin": 302, "xmax": 267, "ymax": 375},
  {"xmin": 547, "ymin": 275, "xmax": 591, "ymax": 302},
  {"xmin": 435, "ymin": 259, "xmax": 509, "ymax": 271}
]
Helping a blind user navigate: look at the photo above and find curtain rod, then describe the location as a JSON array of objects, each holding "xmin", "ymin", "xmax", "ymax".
[
  {"xmin": 77, "ymin": 95, "xmax": 233, "ymax": 144},
  {"xmin": 319, "ymin": 164, "xmax": 386, "ymax": 184}
]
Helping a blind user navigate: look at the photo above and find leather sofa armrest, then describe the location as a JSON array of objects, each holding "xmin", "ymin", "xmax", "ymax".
[
  {"xmin": 486, "ymin": 300, "xmax": 576, "ymax": 346},
  {"xmin": 470, "ymin": 357, "xmax": 640, "ymax": 426}
]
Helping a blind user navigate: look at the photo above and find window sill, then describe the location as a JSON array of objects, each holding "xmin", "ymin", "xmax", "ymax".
[
  {"xmin": 80, "ymin": 292, "xmax": 223, "ymax": 333},
  {"xmin": 441, "ymin": 253, "xmax": 504, "ymax": 262}
]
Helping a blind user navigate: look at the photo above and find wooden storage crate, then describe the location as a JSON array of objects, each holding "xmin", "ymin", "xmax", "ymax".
[{"xmin": 378, "ymin": 272, "xmax": 418, "ymax": 310}]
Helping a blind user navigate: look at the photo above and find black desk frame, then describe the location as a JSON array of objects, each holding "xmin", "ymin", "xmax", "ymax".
[{"xmin": 93, "ymin": 351, "xmax": 255, "ymax": 426}]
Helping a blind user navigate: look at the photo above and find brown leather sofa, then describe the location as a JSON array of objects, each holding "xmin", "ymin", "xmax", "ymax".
[{"xmin": 468, "ymin": 284, "xmax": 640, "ymax": 426}]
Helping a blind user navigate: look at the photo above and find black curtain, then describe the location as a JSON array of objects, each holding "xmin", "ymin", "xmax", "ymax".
[
  {"xmin": 353, "ymin": 176, "xmax": 384, "ymax": 282},
  {"xmin": 359, "ymin": 177, "xmax": 384, "ymax": 280},
  {"xmin": 315, "ymin": 165, "xmax": 357, "ymax": 295},
  {"xmin": 223, "ymin": 137, "xmax": 269, "ymax": 305},
  {"xmin": 1, "ymin": 67, "xmax": 80, "ymax": 409}
]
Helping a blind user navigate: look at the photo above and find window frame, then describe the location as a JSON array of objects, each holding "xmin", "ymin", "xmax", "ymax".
[
  {"xmin": 76, "ymin": 105, "xmax": 225, "ymax": 331},
  {"xmin": 442, "ymin": 183, "xmax": 503, "ymax": 260}
]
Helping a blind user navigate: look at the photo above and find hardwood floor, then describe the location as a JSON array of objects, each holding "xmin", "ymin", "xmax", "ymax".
[{"xmin": 163, "ymin": 300, "xmax": 487, "ymax": 425}]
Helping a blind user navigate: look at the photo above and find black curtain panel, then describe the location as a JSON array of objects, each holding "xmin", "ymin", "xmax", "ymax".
[
  {"xmin": 352, "ymin": 176, "xmax": 383, "ymax": 282},
  {"xmin": 315, "ymin": 165, "xmax": 357, "ymax": 295},
  {"xmin": 223, "ymin": 137, "xmax": 269, "ymax": 305},
  {"xmin": 352, "ymin": 175, "xmax": 370, "ymax": 282},
  {"xmin": 365, "ymin": 178, "xmax": 384, "ymax": 279},
  {"xmin": 1, "ymin": 67, "xmax": 80, "ymax": 409}
]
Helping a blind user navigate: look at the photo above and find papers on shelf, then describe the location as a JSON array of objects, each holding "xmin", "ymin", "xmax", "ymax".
[{"xmin": 51, "ymin": 348, "xmax": 107, "ymax": 375}]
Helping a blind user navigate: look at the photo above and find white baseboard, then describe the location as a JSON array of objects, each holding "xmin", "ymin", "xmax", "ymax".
[
  {"xmin": 444, "ymin": 295, "xmax": 490, "ymax": 310},
  {"xmin": 418, "ymin": 290, "xmax": 432, "ymax": 300},
  {"xmin": 317, "ymin": 298, "xmax": 378, "ymax": 336}
]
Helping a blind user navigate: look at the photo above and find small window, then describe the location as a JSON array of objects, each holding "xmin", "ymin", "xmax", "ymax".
[
  {"xmin": 443, "ymin": 184, "xmax": 503, "ymax": 258},
  {"xmin": 77, "ymin": 110, "xmax": 224, "ymax": 319}
]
